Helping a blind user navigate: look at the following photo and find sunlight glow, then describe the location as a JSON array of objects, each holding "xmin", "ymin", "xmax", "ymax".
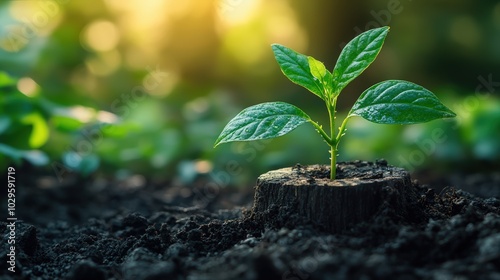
[
  {"xmin": 217, "ymin": 1, "xmax": 308, "ymax": 67},
  {"xmin": 17, "ymin": 77, "xmax": 39, "ymax": 97},
  {"xmin": 104, "ymin": 0, "xmax": 172, "ymax": 69},
  {"xmin": 85, "ymin": 50, "xmax": 121, "ymax": 76},
  {"xmin": 142, "ymin": 71, "xmax": 179, "ymax": 97},
  {"xmin": 217, "ymin": 0, "xmax": 260, "ymax": 26},
  {"xmin": 96, "ymin": 110, "xmax": 119, "ymax": 123},
  {"xmin": 68, "ymin": 106, "xmax": 96, "ymax": 123},
  {"xmin": 9, "ymin": 0, "xmax": 63, "ymax": 37},
  {"xmin": 267, "ymin": 15, "xmax": 308, "ymax": 51},
  {"xmin": 195, "ymin": 160, "xmax": 213, "ymax": 174},
  {"xmin": 2, "ymin": 0, "xmax": 62, "ymax": 52},
  {"xmin": 82, "ymin": 20, "xmax": 120, "ymax": 52}
]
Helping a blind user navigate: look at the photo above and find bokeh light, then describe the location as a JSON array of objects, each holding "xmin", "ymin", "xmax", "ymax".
[
  {"xmin": 81, "ymin": 20, "xmax": 120, "ymax": 52},
  {"xmin": 17, "ymin": 77, "xmax": 39, "ymax": 97}
]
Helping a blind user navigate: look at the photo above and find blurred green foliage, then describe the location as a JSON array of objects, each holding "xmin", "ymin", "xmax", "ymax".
[
  {"xmin": 0, "ymin": 72, "xmax": 49, "ymax": 166},
  {"xmin": 0, "ymin": 0, "xmax": 499, "ymax": 183},
  {"xmin": 0, "ymin": 70, "xmax": 102, "ymax": 175}
]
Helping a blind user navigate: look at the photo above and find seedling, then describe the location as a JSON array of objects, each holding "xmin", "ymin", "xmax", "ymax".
[{"xmin": 214, "ymin": 26, "xmax": 456, "ymax": 180}]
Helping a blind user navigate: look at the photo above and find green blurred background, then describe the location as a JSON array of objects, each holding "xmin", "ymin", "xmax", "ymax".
[{"xmin": 1, "ymin": 0, "xmax": 499, "ymax": 186}]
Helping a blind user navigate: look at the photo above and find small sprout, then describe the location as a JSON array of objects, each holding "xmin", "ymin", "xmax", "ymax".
[{"xmin": 214, "ymin": 26, "xmax": 456, "ymax": 180}]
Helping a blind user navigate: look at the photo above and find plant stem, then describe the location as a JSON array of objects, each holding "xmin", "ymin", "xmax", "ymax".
[
  {"xmin": 328, "ymin": 97, "xmax": 337, "ymax": 180},
  {"xmin": 335, "ymin": 115, "xmax": 351, "ymax": 150},
  {"xmin": 309, "ymin": 121, "xmax": 332, "ymax": 145},
  {"xmin": 330, "ymin": 145, "xmax": 336, "ymax": 180}
]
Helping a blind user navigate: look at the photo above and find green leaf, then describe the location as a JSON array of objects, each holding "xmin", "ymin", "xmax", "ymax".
[
  {"xmin": 63, "ymin": 151, "xmax": 99, "ymax": 176},
  {"xmin": 272, "ymin": 44, "xmax": 324, "ymax": 100},
  {"xmin": 52, "ymin": 115, "xmax": 84, "ymax": 132},
  {"xmin": 214, "ymin": 102, "xmax": 311, "ymax": 146},
  {"xmin": 0, "ymin": 143, "xmax": 23, "ymax": 164},
  {"xmin": 324, "ymin": 71, "xmax": 334, "ymax": 92},
  {"xmin": 0, "ymin": 116, "xmax": 11, "ymax": 134},
  {"xmin": 0, "ymin": 143, "xmax": 49, "ymax": 166},
  {"xmin": 350, "ymin": 80, "xmax": 456, "ymax": 124},
  {"xmin": 20, "ymin": 112, "xmax": 50, "ymax": 148},
  {"xmin": 308, "ymin": 56, "xmax": 327, "ymax": 80},
  {"xmin": 22, "ymin": 150, "xmax": 49, "ymax": 166},
  {"xmin": 78, "ymin": 155, "xmax": 100, "ymax": 176},
  {"xmin": 333, "ymin": 26, "xmax": 390, "ymax": 93},
  {"xmin": 0, "ymin": 72, "xmax": 16, "ymax": 88},
  {"xmin": 102, "ymin": 122, "xmax": 141, "ymax": 137}
]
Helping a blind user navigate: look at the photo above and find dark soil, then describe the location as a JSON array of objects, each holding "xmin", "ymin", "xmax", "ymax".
[{"xmin": 2, "ymin": 161, "xmax": 500, "ymax": 280}]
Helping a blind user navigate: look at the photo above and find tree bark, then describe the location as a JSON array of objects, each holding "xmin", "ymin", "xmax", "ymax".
[{"xmin": 252, "ymin": 161, "xmax": 415, "ymax": 233}]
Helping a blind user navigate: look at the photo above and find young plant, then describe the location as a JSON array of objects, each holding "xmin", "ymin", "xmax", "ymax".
[{"xmin": 214, "ymin": 26, "xmax": 456, "ymax": 180}]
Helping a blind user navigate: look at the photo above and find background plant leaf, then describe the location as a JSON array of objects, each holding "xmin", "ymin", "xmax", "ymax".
[
  {"xmin": 63, "ymin": 151, "xmax": 100, "ymax": 176},
  {"xmin": 0, "ymin": 143, "xmax": 49, "ymax": 166},
  {"xmin": 0, "ymin": 116, "xmax": 11, "ymax": 134},
  {"xmin": 20, "ymin": 112, "xmax": 50, "ymax": 148},
  {"xmin": 333, "ymin": 26, "xmax": 389, "ymax": 93},
  {"xmin": 350, "ymin": 80, "xmax": 456, "ymax": 124},
  {"xmin": 214, "ymin": 102, "xmax": 311, "ymax": 146},
  {"xmin": 272, "ymin": 44, "xmax": 324, "ymax": 100},
  {"xmin": 0, "ymin": 72, "xmax": 16, "ymax": 88}
]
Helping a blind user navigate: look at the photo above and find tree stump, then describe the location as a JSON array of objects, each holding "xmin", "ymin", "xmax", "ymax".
[{"xmin": 252, "ymin": 161, "xmax": 415, "ymax": 233}]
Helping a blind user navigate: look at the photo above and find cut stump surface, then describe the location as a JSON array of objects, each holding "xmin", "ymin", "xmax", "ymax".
[{"xmin": 252, "ymin": 160, "xmax": 415, "ymax": 233}]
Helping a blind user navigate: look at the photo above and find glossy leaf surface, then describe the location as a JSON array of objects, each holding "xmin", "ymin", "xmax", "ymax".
[
  {"xmin": 214, "ymin": 102, "xmax": 311, "ymax": 146},
  {"xmin": 272, "ymin": 44, "xmax": 324, "ymax": 100},
  {"xmin": 333, "ymin": 26, "xmax": 389, "ymax": 93},
  {"xmin": 350, "ymin": 80, "xmax": 456, "ymax": 124}
]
